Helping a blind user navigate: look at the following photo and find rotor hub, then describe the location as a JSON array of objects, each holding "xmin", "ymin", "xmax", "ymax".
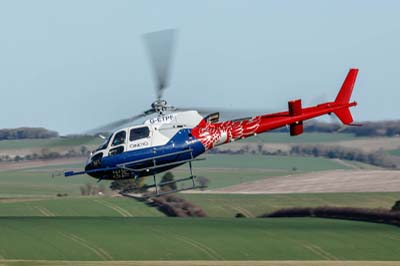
[{"xmin": 151, "ymin": 99, "xmax": 168, "ymax": 113}]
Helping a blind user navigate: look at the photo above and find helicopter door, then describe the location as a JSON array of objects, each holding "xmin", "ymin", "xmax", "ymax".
[
  {"xmin": 108, "ymin": 130, "xmax": 127, "ymax": 157},
  {"xmin": 128, "ymin": 126, "xmax": 152, "ymax": 151}
]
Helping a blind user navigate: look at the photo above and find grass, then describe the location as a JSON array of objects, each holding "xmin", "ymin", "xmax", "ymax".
[
  {"xmin": 180, "ymin": 192, "xmax": 400, "ymax": 217},
  {"xmin": 0, "ymin": 136, "xmax": 101, "ymax": 150},
  {"xmin": 194, "ymin": 154, "xmax": 349, "ymax": 171},
  {"xmin": 1, "ymin": 137, "xmax": 398, "ymax": 264},
  {"xmin": 0, "ymin": 154, "xmax": 350, "ymax": 197},
  {"xmin": 178, "ymin": 154, "xmax": 350, "ymax": 189},
  {"xmin": 1, "ymin": 217, "xmax": 400, "ymax": 261},
  {"xmin": 388, "ymin": 149, "xmax": 400, "ymax": 157},
  {"xmin": 0, "ymin": 170, "xmax": 99, "ymax": 197},
  {"xmin": 0, "ymin": 197, "xmax": 164, "ymax": 217},
  {"xmin": 2, "ymin": 261, "xmax": 400, "ymax": 266},
  {"xmin": 0, "ymin": 192, "xmax": 398, "ymax": 218},
  {"xmin": 177, "ymin": 169, "xmax": 291, "ymax": 190}
]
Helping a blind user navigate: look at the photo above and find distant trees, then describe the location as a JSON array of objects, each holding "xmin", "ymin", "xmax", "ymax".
[
  {"xmin": 261, "ymin": 206, "xmax": 400, "ymax": 226},
  {"xmin": 0, "ymin": 145, "xmax": 91, "ymax": 163},
  {"xmin": 197, "ymin": 176, "xmax": 210, "ymax": 190},
  {"xmin": 392, "ymin": 201, "xmax": 400, "ymax": 212},
  {"xmin": 109, "ymin": 178, "xmax": 146, "ymax": 193},
  {"xmin": 274, "ymin": 120, "xmax": 400, "ymax": 137},
  {"xmin": 210, "ymin": 142, "xmax": 399, "ymax": 169},
  {"xmin": 151, "ymin": 194, "xmax": 207, "ymax": 217},
  {"xmin": 160, "ymin": 172, "xmax": 177, "ymax": 191},
  {"xmin": 0, "ymin": 127, "xmax": 58, "ymax": 140},
  {"xmin": 290, "ymin": 145, "xmax": 399, "ymax": 169}
]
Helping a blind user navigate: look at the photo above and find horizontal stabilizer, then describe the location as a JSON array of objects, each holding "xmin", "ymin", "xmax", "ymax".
[{"xmin": 334, "ymin": 108, "xmax": 353, "ymax": 125}]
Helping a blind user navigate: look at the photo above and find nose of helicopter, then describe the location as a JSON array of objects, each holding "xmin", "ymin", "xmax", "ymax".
[{"xmin": 85, "ymin": 152, "xmax": 103, "ymax": 171}]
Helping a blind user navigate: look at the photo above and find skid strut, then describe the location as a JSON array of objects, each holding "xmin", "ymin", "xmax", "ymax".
[
  {"xmin": 113, "ymin": 149, "xmax": 207, "ymax": 197},
  {"xmin": 141, "ymin": 150, "xmax": 205, "ymax": 197}
]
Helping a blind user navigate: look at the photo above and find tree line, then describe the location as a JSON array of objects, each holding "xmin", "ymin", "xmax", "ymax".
[
  {"xmin": 275, "ymin": 120, "xmax": 400, "ymax": 137},
  {"xmin": 260, "ymin": 206, "xmax": 400, "ymax": 226},
  {"xmin": 211, "ymin": 143, "xmax": 399, "ymax": 169},
  {"xmin": 290, "ymin": 145, "xmax": 399, "ymax": 169},
  {"xmin": 0, "ymin": 146, "xmax": 90, "ymax": 163},
  {"xmin": 0, "ymin": 127, "xmax": 58, "ymax": 140}
]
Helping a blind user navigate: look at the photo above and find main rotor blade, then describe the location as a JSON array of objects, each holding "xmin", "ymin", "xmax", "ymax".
[
  {"xmin": 143, "ymin": 29, "xmax": 176, "ymax": 100},
  {"xmin": 176, "ymin": 107, "xmax": 274, "ymax": 121},
  {"xmin": 85, "ymin": 110, "xmax": 154, "ymax": 135}
]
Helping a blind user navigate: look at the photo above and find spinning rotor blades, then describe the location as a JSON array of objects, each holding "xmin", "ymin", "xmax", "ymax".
[
  {"xmin": 86, "ymin": 111, "xmax": 151, "ymax": 135},
  {"xmin": 86, "ymin": 29, "xmax": 177, "ymax": 135},
  {"xmin": 143, "ymin": 29, "xmax": 176, "ymax": 101}
]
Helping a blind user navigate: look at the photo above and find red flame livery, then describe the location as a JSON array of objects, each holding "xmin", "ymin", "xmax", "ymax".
[{"xmin": 192, "ymin": 69, "xmax": 358, "ymax": 150}]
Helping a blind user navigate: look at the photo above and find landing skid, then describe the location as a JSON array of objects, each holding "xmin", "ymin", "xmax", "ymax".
[
  {"xmin": 123, "ymin": 161, "xmax": 207, "ymax": 198},
  {"xmin": 120, "ymin": 149, "xmax": 207, "ymax": 197}
]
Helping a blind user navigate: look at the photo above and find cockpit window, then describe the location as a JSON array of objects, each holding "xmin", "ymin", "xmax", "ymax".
[
  {"xmin": 112, "ymin": 131, "xmax": 126, "ymax": 146},
  {"xmin": 130, "ymin": 127, "xmax": 150, "ymax": 141},
  {"xmin": 96, "ymin": 135, "xmax": 112, "ymax": 151}
]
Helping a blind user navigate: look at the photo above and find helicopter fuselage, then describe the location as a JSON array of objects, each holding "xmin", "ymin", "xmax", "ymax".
[
  {"xmin": 65, "ymin": 69, "xmax": 360, "ymax": 183},
  {"xmin": 83, "ymin": 111, "xmax": 207, "ymax": 180}
]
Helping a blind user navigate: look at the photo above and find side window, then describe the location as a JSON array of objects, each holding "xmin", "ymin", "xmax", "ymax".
[
  {"xmin": 112, "ymin": 131, "xmax": 126, "ymax": 146},
  {"xmin": 130, "ymin": 127, "xmax": 150, "ymax": 142},
  {"xmin": 109, "ymin": 146, "xmax": 124, "ymax": 156}
]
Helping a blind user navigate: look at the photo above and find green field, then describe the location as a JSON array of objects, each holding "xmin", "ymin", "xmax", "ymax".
[
  {"xmin": 172, "ymin": 154, "xmax": 351, "ymax": 190},
  {"xmin": 388, "ymin": 149, "xmax": 400, "ymax": 157},
  {"xmin": 0, "ymin": 197, "xmax": 163, "ymax": 217},
  {"xmin": 0, "ymin": 192, "xmax": 398, "ymax": 218},
  {"xmin": 194, "ymin": 154, "xmax": 349, "ymax": 171},
  {"xmin": 0, "ymin": 136, "xmax": 101, "ymax": 150},
  {"xmin": 0, "ymin": 169, "xmax": 96, "ymax": 197},
  {"xmin": 181, "ymin": 192, "xmax": 400, "ymax": 217},
  {"xmin": 1, "ymin": 217, "xmax": 400, "ymax": 261},
  {"xmin": 1, "ymin": 148, "xmax": 399, "ymax": 264},
  {"xmin": 0, "ymin": 154, "xmax": 352, "ymax": 197}
]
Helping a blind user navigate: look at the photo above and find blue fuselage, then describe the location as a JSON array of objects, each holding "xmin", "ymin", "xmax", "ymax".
[{"xmin": 85, "ymin": 129, "xmax": 205, "ymax": 180}]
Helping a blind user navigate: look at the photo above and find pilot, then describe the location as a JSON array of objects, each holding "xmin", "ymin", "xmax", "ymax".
[{"xmin": 113, "ymin": 132, "xmax": 126, "ymax": 146}]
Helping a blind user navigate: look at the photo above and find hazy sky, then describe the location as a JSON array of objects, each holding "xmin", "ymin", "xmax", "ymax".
[{"xmin": 0, "ymin": 1, "xmax": 399, "ymax": 134}]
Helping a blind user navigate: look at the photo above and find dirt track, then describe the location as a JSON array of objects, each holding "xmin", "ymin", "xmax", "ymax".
[{"xmin": 211, "ymin": 170, "xmax": 400, "ymax": 194}]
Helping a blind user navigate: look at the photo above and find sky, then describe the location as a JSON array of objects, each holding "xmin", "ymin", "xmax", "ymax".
[{"xmin": 0, "ymin": 0, "xmax": 399, "ymax": 134}]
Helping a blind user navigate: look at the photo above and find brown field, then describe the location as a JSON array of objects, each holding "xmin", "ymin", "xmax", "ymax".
[
  {"xmin": 210, "ymin": 170, "xmax": 400, "ymax": 194},
  {"xmin": 329, "ymin": 137, "xmax": 400, "ymax": 152},
  {"xmin": 1, "ymin": 261, "xmax": 400, "ymax": 266}
]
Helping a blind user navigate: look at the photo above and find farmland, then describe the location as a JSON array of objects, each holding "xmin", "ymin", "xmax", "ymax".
[
  {"xmin": 1, "ymin": 217, "xmax": 400, "ymax": 261},
  {"xmin": 180, "ymin": 192, "xmax": 400, "ymax": 217},
  {"xmin": 0, "ymin": 136, "xmax": 100, "ymax": 150},
  {"xmin": 0, "ymin": 192, "xmax": 398, "ymax": 218},
  {"xmin": 0, "ymin": 134, "xmax": 399, "ymax": 264},
  {"xmin": 0, "ymin": 153, "xmax": 353, "ymax": 197},
  {"xmin": 0, "ymin": 197, "xmax": 163, "ymax": 217}
]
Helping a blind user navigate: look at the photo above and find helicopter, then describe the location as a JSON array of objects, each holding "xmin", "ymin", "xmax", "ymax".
[{"xmin": 64, "ymin": 29, "xmax": 359, "ymax": 197}]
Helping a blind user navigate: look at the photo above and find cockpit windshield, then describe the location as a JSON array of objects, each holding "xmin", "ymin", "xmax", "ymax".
[{"xmin": 96, "ymin": 135, "xmax": 112, "ymax": 151}]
